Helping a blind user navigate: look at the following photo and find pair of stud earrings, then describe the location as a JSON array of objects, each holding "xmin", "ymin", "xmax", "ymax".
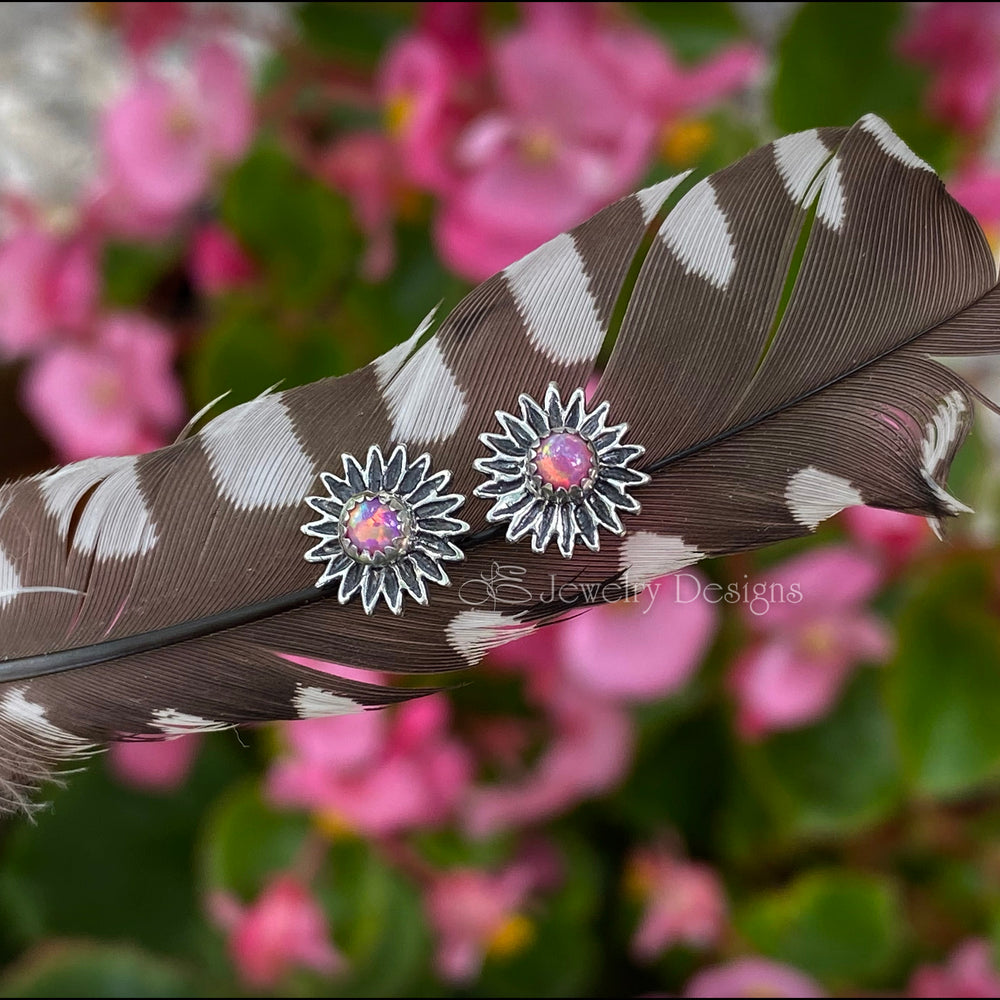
[{"xmin": 301, "ymin": 383, "xmax": 649, "ymax": 614}]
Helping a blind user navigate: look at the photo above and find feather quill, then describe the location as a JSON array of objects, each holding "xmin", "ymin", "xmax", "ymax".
[{"xmin": 1, "ymin": 114, "xmax": 999, "ymax": 812}]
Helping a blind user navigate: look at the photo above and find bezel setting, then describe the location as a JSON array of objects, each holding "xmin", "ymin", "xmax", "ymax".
[
  {"xmin": 303, "ymin": 444, "xmax": 468, "ymax": 615},
  {"xmin": 474, "ymin": 383, "xmax": 650, "ymax": 557}
]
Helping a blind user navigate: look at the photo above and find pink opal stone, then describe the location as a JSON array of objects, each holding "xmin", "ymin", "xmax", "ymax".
[
  {"xmin": 343, "ymin": 497, "xmax": 405, "ymax": 554},
  {"xmin": 534, "ymin": 433, "xmax": 595, "ymax": 490}
]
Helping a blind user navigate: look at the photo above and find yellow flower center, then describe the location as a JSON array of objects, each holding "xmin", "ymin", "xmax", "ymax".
[
  {"xmin": 520, "ymin": 128, "xmax": 558, "ymax": 165},
  {"xmin": 660, "ymin": 119, "xmax": 713, "ymax": 167},
  {"xmin": 89, "ymin": 373, "xmax": 121, "ymax": 409},
  {"xmin": 314, "ymin": 809, "xmax": 355, "ymax": 840},
  {"xmin": 386, "ymin": 94, "xmax": 415, "ymax": 136},
  {"xmin": 486, "ymin": 913, "xmax": 535, "ymax": 959},
  {"xmin": 800, "ymin": 621, "xmax": 837, "ymax": 658}
]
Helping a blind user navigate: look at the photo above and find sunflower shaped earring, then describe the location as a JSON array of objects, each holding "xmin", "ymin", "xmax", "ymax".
[{"xmin": 474, "ymin": 383, "xmax": 648, "ymax": 557}]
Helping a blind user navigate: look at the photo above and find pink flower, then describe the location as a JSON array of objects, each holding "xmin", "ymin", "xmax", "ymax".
[
  {"xmin": 425, "ymin": 851, "xmax": 556, "ymax": 983},
  {"xmin": 900, "ymin": 3, "xmax": 1000, "ymax": 135},
  {"xmin": 463, "ymin": 684, "xmax": 633, "ymax": 837},
  {"xmin": 22, "ymin": 312, "xmax": 185, "ymax": 461},
  {"xmin": 209, "ymin": 874, "xmax": 345, "ymax": 988},
  {"xmin": 318, "ymin": 132, "xmax": 401, "ymax": 280},
  {"xmin": 910, "ymin": 938, "xmax": 1000, "ymax": 998},
  {"xmin": 100, "ymin": 42, "xmax": 253, "ymax": 228},
  {"xmin": 189, "ymin": 223, "xmax": 257, "ymax": 294},
  {"xmin": 559, "ymin": 570, "xmax": 717, "ymax": 702},
  {"xmin": 108, "ymin": 736, "xmax": 201, "ymax": 792},
  {"xmin": 436, "ymin": 8, "xmax": 760, "ymax": 278},
  {"xmin": 0, "ymin": 221, "xmax": 98, "ymax": 356},
  {"xmin": 841, "ymin": 505, "xmax": 930, "ymax": 565},
  {"xmin": 728, "ymin": 548, "xmax": 892, "ymax": 739},
  {"xmin": 378, "ymin": 34, "xmax": 482, "ymax": 194},
  {"xmin": 684, "ymin": 957, "xmax": 826, "ymax": 997},
  {"xmin": 115, "ymin": 2, "xmax": 188, "ymax": 58},
  {"xmin": 267, "ymin": 694, "xmax": 472, "ymax": 836},
  {"xmin": 950, "ymin": 162, "xmax": 1000, "ymax": 234},
  {"xmin": 627, "ymin": 846, "xmax": 727, "ymax": 960}
]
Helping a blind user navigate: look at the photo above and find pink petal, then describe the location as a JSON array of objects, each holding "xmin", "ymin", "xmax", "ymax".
[
  {"xmin": 109, "ymin": 736, "xmax": 201, "ymax": 791},
  {"xmin": 841, "ymin": 505, "xmax": 930, "ymax": 563},
  {"xmin": 729, "ymin": 640, "xmax": 855, "ymax": 739},
  {"xmin": 560, "ymin": 571, "xmax": 717, "ymax": 701},
  {"xmin": 685, "ymin": 957, "xmax": 826, "ymax": 997},
  {"xmin": 226, "ymin": 875, "xmax": 344, "ymax": 988},
  {"xmin": 190, "ymin": 223, "xmax": 256, "ymax": 295},
  {"xmin": 910, "ymin": 937, "xmax": 1000, "ymax": 998},
  {"xmin": 464, "ymin": 693, "xmax": 633, "ymax": 836},
  {"xmin": 196, "ymin": 42, "xmax": 254, "ymax": 162},
  {"xmin": 743, "ymin": 546, "xmax": 883, "ymax": 629},
  {"xmin": 102, "ymin": 77, "xmax": 209, "ymax": 216}
]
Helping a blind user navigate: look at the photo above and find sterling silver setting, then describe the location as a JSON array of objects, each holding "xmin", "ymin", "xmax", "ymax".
[
  {"xmin": 474, "ymin": 383, "xmax": 649, "ymax": 557},
  {"xmin": 303, "ymin": 444, "xmax": 468, "ymax": 615}
]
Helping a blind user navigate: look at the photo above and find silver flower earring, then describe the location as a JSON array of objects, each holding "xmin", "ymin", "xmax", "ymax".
[
  {"xmin": 474, "ymin": 383, "xmax": 648, "ymax": 557},
  {"xmin": 303, "ymin": 444, "xmax": 468, "ymax": 614}
]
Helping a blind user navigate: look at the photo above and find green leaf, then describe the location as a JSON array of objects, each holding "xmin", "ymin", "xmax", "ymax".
[
  {"xmin": 0, "ymin": 736, "xmax": 248, "ymax": 957},
  {"xmin": 200, "ymin": 781, "xmax": 312, "ymax": 900},
  {"xmin": 744, "ymin": 671, "xmax": 903, "ymax": 838},
  {"xmin": 321, "ymin": 838, "xmax": 429, "ymax": 997},
  {"xmin": 102, "ymin": 242, "xmax": 178, "ymax": 309},
  {"xmin": 295, "ymin": 3, "xmax": 414, "ymax": 66},
  {"xmin": 190, "ymin": 302, "xmax": 354, "ymax": 409},
  {"xmin": 772, "ymin": 2, "xmax": 952, "ymax": 171},
  {"xmin": 887, "ymin": 555, "xmax": 1000, "ymax": 798},
  {"xmin": 737, "ymin": 869, "xmax": 902, "ymax": 986},
  {"xmin": 221, "ymin": 144, "xmax": 358, "ymax": 308},
  {"xmin": 610, "ymin": 707, "xmax": 732, "ymax": 855},
  {"xmin": 635, "ymin": 2, "xmax": 744, "ymax": 63},
  {"xmin": 0, "ymin": 942, "xmax": 193, "ymax": 998}
]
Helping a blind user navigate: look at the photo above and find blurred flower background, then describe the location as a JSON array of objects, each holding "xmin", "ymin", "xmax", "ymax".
[{"xmin": 2, "ymin": 2, "xmax": 1000, "ymax": 996}]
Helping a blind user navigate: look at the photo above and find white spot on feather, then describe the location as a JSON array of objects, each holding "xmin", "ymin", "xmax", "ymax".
[
  {"xmin": 816, "ymin": 156, "xmax": 845, "ymax": 231},
  {"xmin": 860, "ymin": 114, "xmax": 934, "ymax": 173},
  {"xmin": 920, "ymin": 391, "xmax": 973, "ymax": 514},
  {"xmin": 785, "ymin": 466, "xmax": 863, "ymax": 528},
  {"xmin": 0, "ymin": 547, "xmax": 19, "ymax": 609},
  {"xmin": 37, "ymin": 455, "xmax": 133, "ymax": 538},
  {"xmin": 381, "ymin": 337, "xmax": 466, "ymax": 444},
  {"xmin": 446, "ymin": 610, "xmax": 536, "ymax": 666},
  {"xmin": 152, "ymin": 709, "xmax": 230, "ymax": 735},
  {"xmin": 293, "ymin": 686, "xmax": 361, "ymax": 719},
  {"xmin": 634, "ymin": 172, "xmax": 692, "ymax": 224},
  {"xmin": 71, "ymin": 457, "xmax": 158, "ymax": 559},
  {"xmin": 619, "ymin": 532, "xmax": 705, "ymax": 589},
  {"xmin": 773, "ymin": 129, "xmax": 833, "ymax": 205},
  {"xmin": 505, "ymin": 232, "xmax": 605, "ymax": 365},
  {"xmin": 201, "ymin": 393, "xmax": 316, "ymax": 511},
  {"xmin": 0, "ymin": 688, "xmax": 92, "ymax": 756},
  {"xmin": 372, "ymin": 306, "xmax": 438, "ymax": 385},
  {"xmin": 658, "ymin": 178, "xmax": 736, "ymax": 290}
]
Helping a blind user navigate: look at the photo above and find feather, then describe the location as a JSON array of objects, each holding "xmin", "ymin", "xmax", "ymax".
[{"xmin": 2, "ymin": 113, "xmax": 1000, "ymax": 812}]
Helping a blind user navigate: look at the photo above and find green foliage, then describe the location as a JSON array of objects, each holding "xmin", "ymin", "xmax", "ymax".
[
  {"xmin": 738, "ymin": 870, "xmax": 903, "ymax": 986},
  {"xmin": 772, "ymin": 2, "xmax": 952, "ymax": 170},
  {"xmin": 636, "ymin": 2, "xmax": 744, "ymax": 63},
  {"xmin": 221, "ymin": 144, "xmax": 358, "ymax": 310},
  {"xmin": 743, "ymin": 671, "xmax": 903, "ymax": 839},
  {"xmin": 0, "ymin": 736, "xmax": 248, "ymax": 958},
  {"xmin": 888, "ymin": 555, "xmax": 1000, "ymax": 798},
  {"xmin": 0, "ymin": 943, "xmax": 192, "ymax": 999}
]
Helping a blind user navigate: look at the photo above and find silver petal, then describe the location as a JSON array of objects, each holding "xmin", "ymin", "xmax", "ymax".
[
  {"xmin": 382, "ymin": 446, "xmax": 406, "ymax": 491},
  {"xmin": 519, "ymin": 393, "xmax": 550, "ymax": 434},
  {"xmin": 361, "ymin": 569, "xmax": 382, "ymax": 615},
  {"xmin": 338, "ymin": 561, "xmax": 364, "ymax": 602}
]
